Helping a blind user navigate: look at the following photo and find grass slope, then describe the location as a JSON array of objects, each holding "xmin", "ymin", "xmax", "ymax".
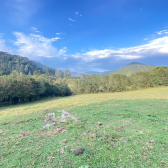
[
  {"xmin": 101, "ymin": 64, "xmax": 156, "ymax": 76},
  {"xmin": 0, "ymin": 87, "xmax": 168, "ymax": 167}
]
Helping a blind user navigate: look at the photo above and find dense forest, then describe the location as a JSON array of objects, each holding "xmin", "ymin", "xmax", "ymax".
[
  {"xmin": 0, "ymin": 51, "xmax": 56, "ymax": 75},
  {"xmin": 0, "ymin": 70, "xmax": 71, "ymax": 106}
]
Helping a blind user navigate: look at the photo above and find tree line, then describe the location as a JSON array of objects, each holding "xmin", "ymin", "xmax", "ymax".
[
  {"xmin": 0, "ymin": 66, "xmax": 168, "ymax": 106},
  {"xmin": 55, "ymin": 66, "xmax": 168, "ymax": 94},
  {"xmin": 0, "ymin": 70, "xmax": 71, "ymax": 106}
]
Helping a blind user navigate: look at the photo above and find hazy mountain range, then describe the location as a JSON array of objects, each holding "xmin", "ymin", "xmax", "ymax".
[
  {"xmin": 0, "ymin": 51, "xmax": 158, "ymax": 76},
  {"xmin": 71, "ymin": 62, "xmax": 157, "ymax": 77}
]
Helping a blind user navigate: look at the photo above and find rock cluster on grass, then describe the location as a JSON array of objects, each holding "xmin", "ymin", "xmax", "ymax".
[
  {"xmin": 42, "ymin": 113, "xmax": 56, "ymax": 129},
  {"xmin": 60, "ymin": 110, "xmax": 81, "ymax": 123},
  {"xmin": 42, "ymin": 110, "xmax": 81, "ymax": 129}
]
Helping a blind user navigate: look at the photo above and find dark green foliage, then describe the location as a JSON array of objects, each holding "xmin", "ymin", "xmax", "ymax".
[
  {"xmin": 33, "ymin": 61, "xmax": 56, "ymax": 75},
  {"xmin": 55, "ymin": 69, "xmax": 63, "ymax": 79},
  {"xmin": 55, "ymin": 66, "xmax": 168, "ymax": 95},
  {"xmin": 64, "ymin": 69, "xmax": 71, "ymax": 78},
  {"xmin": 0, "ymin": 51, "xmax": 41, "ymax": 75},
  {"xmin": 0, "ymin": 71, "xmax": 71, "ymax": 106},
  {"xmin": 33, "ymin": 70, "xmax": 42, "ymax": 76}
]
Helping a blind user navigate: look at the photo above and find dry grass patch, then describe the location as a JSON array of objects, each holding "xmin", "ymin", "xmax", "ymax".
[
  {"xmin": 39, "ymin": 127, "xmax": 67, "ymax": 137},
  {"xmin": 18, "ymin": 131, "xmax": 33, "ymax": 138}
]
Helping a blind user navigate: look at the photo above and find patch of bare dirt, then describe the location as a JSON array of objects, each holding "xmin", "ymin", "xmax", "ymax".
[
  {"xmin": 18, "ymin": 131, "xmax": 33, "ymax": 138},
  {"xmin": 40, "ymin": 127, "xmax": 67, "ymax": 137}
]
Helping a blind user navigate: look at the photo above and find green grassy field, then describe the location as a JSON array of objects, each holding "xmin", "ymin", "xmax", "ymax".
[{"xmin": 0, "ymin": 87, "xmax": 168, "ymax": 168}]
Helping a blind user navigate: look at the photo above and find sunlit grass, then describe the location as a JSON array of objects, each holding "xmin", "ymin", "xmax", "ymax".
[
  {"xmin": 0, "ymin": 86, "xmax": 168, "ymax": 167},
  {"xmin": 1, "ymin": 86, "xmax": 168, "ymax": 120}
]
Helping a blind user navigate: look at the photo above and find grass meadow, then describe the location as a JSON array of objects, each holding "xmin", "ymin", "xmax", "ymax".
[{"xmin": 0, "ymin": 87, "xmax": 168, "ymax": 168}]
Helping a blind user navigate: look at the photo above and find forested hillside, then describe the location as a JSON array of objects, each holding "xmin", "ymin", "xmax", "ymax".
[
  {"xmin": 0, "ymin": 51, "xmax": 42, "ymax": 75},
  {"xmin": 101, "ymin": 62, "xmax": 156, "ymax": 76},
  {"xmin": 33, "ymin": 61, "xmax": 56, "ymax": 74},
  {"xmin": 0, "ymin": 52, "xmax": 57, "ymax": 76}
]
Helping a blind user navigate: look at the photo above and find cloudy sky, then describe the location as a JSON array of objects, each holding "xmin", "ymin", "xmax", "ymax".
[{"xmin": 0, "ymin": 0, "xmax": 168, "ymax": 73}]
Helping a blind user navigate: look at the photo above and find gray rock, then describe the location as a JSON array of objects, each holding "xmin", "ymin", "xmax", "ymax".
[
  {"xmin": 74, "ymin": 149, "xmax": 85, "ymax": 156},
  {"xmin": 42, "ymin": 113, "xmax": 56, "ymax": 129}
]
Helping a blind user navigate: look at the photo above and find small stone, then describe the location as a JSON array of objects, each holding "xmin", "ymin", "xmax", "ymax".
[
  {"xmin": 57, "ymin": 110, "xmax": 61, "ymax": 113},
  {"xmin": 97, "ymin": 122, "xmax": 103, "ymax": 126},
  {"xmin": 61, "ymin": 119, "xmax": 66, "ymax": 123},
  {"xmin": 74, "ymin": 149, "xmax": 85, "ymax": 156}
]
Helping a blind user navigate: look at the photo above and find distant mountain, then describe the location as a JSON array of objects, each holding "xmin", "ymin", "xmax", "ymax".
[
  {"xmin": 100, "ymin": 62, "xmax": 157, "ymax": 76},
  {"xmin": 71, "ymin": 62, "xmax": 157, "ymax": 77},
  {"xmin": 128, "ymin": 62, "xmax": 144, "ymax": 65},
  {"xmin": 71, "ymin": 71, "xmax": 100, "ymax": 77},
  {"xmin": 85, "ymin": 71, "xmax": 99, "ymax": 75},
  {"xmin": 71, "ymin": 72, "xmax": 82, "ymax": 77},
  {"xmin": 33, "ymin": 61, "xmax": 56, "ymax": 74}
]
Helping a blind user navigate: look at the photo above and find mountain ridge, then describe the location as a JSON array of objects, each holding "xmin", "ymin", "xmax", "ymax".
[{"xmin": 100, "ymin": 62, "xmax": 157, "ymax": 76}]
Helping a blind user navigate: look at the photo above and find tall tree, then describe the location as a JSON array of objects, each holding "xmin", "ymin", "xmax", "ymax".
[
  {"xmin": 28, "ymin": 71, "xmax": 32, "ymax": 76},
  {"xmin": 55, "ymin": 69, "xmax": 63, "ymax": 79},
  {"xmin": 24, "ymin": 65, "xmax": 29, "ymax": 74},
  {"xmin": 64, "ymin": 69, "xmax": 71, "ymax": 78}
]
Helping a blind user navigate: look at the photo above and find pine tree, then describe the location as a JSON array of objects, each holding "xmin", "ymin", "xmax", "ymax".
[
  {"xmin": 24, "ymin": 65, "xmax": 29, "ymax": 74},
  {"xmin": 28, "ymin": 71, "xmax": 32, "ymax": 76}
]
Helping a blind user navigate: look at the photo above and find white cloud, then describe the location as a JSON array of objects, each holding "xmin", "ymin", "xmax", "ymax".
[
  {"xmin": 12, "ymin": 32, "xmax": 66, "ymax": 59},
  {"xmin": 144, "ymin": 38, "xmax": 148, "ymax": 40},
  {"xmin": 69, "ymin": 18, "xmax": 75, "ymax": 21},
  {"xmin": 76, "ymin": 12, "xmax": 78, "ymax": 15},
  {"xmin": 31, "ymin": 27, "xmax": 42, "ymax": 33},
  {"xmin": 69, "ymin": 36, "xmax": 168, "ymax": 62},
  {"xmin": 56, "ymin": 32, "xmax": 66, "ymax": 35},
  {"xmin": 157, "ymin": 30, "xmax": 168, "ymax": 35}
]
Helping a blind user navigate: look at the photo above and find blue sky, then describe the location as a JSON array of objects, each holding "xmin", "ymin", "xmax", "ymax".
[{"xmin": 0, "ymin": 0, "xmax": 168, "ymax": 72}]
